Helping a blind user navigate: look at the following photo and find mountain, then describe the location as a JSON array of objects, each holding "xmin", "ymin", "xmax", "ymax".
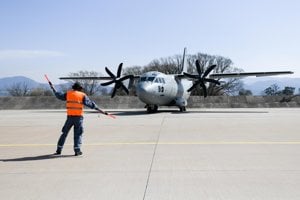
[
  {"xmin": 0, "ymin": 76, "xmax": 47, "ymax": 96},
  {"xmin": 242, "ymin": 77, "xmax": 300, "ymax": 95},
  {"xmin": 0, "ymin": 76, "xmax": 44, "ymax": 89},
  {"xmin": 0, "ymin": 76, "xmax": 102, "ymax": 96}
]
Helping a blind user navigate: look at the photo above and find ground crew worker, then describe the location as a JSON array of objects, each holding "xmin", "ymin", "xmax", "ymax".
[{"xmin": 53, "ymin": 82, "xmax": 105, "ymax": 156}]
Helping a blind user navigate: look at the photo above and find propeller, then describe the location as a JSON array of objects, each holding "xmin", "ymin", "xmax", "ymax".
[
  {"xmin": 184, "ymin": 60, "xmax": 221, "ymax": 97},
  {"xmin": 101, "ymin": 63, "xmax": 134, "ymax": 98}
]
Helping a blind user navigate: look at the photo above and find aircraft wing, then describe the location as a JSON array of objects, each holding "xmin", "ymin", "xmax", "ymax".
[
  {"xmin": 209, "ymin": 71, "xmax": 293, "ymax": 79},
  {"xmin": 59, "ymin": 75, "xmax": 140, "ymax": 80}
]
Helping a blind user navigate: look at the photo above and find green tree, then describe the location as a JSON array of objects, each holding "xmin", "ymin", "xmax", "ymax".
[
  {"xmin": 68, "ymin": 71, "xmax": 103, "ymax": 95},
  {"xmin": 186, "ymin": 53, "xmax": 243, "ymax": 96},
  {"xmin": 6, "ymin": 82, "xmax": 30, "ymax": 96},
  {"xmin": 144, "ymin": 55, "xmax": 183, "ymax": 74},
  {"xmin": 123, "ymin": 66, "xmax": 143, "ymax": 76},
  {"xmin": 263, "ymin": 84, "xmax": 281, "ymax": 96},
  {"xmin": 124, "ymin": 52, "xmax": 244, "ymax": 96},
  {"xmin": 239, "ymin": 89, "xmax": 253, "ymax": 96},
  {"xmin": 281, "ymin": 86, "xmax": 295, "ymax": 95},
  {"xmin": 29, "ymin": 88, "xmax": 53, "ymax": 96}
]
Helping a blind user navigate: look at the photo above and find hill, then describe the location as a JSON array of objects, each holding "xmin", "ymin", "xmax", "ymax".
[
  {"xmin": 0, "ymin": 76, "xmax": 47, "ymax": 96},
  {"xmin": 0, "ymin": 76, "xmax": 103, "ymax": 96},
  {"xmin": 243, "ymin": 77, "xmax": 300, "ymax": 95},
  {"xmin": 0, "ymin": 76, "xmax": 44, "ymax": 89}
]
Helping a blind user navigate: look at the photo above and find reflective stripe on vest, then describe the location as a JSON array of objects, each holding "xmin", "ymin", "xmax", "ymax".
[{"xmin": 66, "ymin": 90, "xmax": 86, "ymax": 116}]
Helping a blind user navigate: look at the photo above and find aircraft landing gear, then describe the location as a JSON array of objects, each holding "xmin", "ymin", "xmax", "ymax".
[
  {"xmin": 179, "ymin": 106, "xmax": 186, "ymax": 112},
  {"xmin": 146, "ymin": 105, "xmax": 158, "ymax": 113}
]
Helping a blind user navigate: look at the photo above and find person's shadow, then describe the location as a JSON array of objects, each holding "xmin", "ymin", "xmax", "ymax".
[{"xmin": 1, "ymin": 154, "xmax": 74, "ymax": 162}]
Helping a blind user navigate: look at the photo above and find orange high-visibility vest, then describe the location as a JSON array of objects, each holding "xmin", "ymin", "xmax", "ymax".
[{"xmin": 66, "ymin": 90, "xmax": 86, "ymax": 116}]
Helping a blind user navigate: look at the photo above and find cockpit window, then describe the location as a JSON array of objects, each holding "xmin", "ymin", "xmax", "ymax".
[
  {"xmin": 154, "ymin": 77, "xmax": 165, "ymax": 84},
  {"xmin": 140, "ymin": 77, "xmax": 146, "ymax": 82},
  {"xmin": 139, "ymin": 77, "xmax": 155, "ymax": 82},
  {"xmin": 147, "ymin": 77, "xmax": 155, "ymax": 82}
]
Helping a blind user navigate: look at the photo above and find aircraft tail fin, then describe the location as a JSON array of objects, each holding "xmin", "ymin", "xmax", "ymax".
[{"xmin": 180, "ymin": 47, "xmax": 187, "ymax": 74}]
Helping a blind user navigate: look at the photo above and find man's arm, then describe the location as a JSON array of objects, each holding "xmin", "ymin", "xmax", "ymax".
[
  {"xmin": 54, "ymin": 91, "xmax": 67, "ymax": 101},
  {"xmin": 83, "ymin": 95, "xmax": 116, "ymax": 118},
  {"xmin": 83, "ymin": 95, "xmax": 98, "ymax": 109}
]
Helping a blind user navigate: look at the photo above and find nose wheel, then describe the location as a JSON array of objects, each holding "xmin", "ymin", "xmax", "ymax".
[
  {"xmin": 146, "ymin": 105, "xmax": 158, "ymax": 113},
  {"xmin": 179, "ymin": 106, "xmax": 186, "ymax": 112}
]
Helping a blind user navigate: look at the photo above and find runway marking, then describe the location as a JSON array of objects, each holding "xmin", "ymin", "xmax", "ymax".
[{"xmin": 1, "ymin": 141, "xmax": 300, "ymax": 147}]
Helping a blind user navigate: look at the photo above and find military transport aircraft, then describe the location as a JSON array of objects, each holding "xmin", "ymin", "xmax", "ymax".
[{"xmin": 60, "ymin": 49, "xmax": 293, "ymax": 113}]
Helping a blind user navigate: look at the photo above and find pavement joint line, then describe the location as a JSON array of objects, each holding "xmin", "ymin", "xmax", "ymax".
[
  {"xmin": 1, "ymin": 141, "xmax": 300, "ymax": 147},
  {"xmin": 143, "ymin": 115, "xmax": 166, "ymax": 200}
]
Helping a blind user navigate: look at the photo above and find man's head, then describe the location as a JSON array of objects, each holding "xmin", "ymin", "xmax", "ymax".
[{"xmin": 72, "ymin": 82, "xmax": 83, "ymax": 91}]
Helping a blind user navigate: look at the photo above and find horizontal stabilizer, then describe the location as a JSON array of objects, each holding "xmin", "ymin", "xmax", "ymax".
[{"xmin": 209, "ymin": 71, "xmax": 293, "ymax": 79}]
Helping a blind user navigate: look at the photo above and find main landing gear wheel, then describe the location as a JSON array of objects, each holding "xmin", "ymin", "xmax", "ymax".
[
  {"xmin": 179, "ymin": 106, "xmax": 186, "ymax": 112},
  {"xmin": 146, "ymin": 105, "xmax": 158, "ymax": 113}
]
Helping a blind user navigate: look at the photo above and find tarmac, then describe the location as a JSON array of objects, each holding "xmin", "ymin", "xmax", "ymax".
[{"xmin": 1, "ymin": 108, "xmax": 300, "ymax": 200}]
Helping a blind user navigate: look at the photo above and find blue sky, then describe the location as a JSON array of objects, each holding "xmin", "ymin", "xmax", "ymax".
[{"xmin": 0, "ymin": 0, "xmax": 299, "ymax": 83}]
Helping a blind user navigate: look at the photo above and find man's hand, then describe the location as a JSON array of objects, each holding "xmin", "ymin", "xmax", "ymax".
[
  {"xmin": 44, "ymin": 74, "xmax": 56, "ymax": 93},
  {"xmin": 95, "ymin": 107, "xmax": 116, "ymax": 119}
]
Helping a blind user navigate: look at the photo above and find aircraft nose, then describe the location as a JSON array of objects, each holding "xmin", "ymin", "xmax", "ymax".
[
  {"xmin": 137, "ymin": 83, "xmax": 153, "ymax": 95},
  {"xmin": 136, "ymin": 83, "xmax": 156, "ymax": 103}
]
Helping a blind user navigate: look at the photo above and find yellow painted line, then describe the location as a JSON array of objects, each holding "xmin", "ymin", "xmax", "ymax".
[
  {"xmin": 159, "ymin": 141, "xmax": 300, "ymax": 145},
  {"xmin": 87, "ymin": 141, "xmax": 300, "ymax": 145},
  {"xmin": 1, "ymin": 141, "xmax": 300, "ymax": 147},
  {"xmin": 0, "ymin": 143, "xmax": 59, "ymax": 147}
]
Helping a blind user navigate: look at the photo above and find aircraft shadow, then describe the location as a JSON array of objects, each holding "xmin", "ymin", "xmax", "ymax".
[
  {"xmin": 179, "ymin": 110, "xmax": 269, "ymax": 114},
  {"xmin": 110, "ymin": 110, "xmax": 184, "ymax": 116},
  {"xmin": 108, "ymin": 109, "xmax": 268, "ymax": 116},
  {"xmin": 1, "ymin": 154, "xmax": 74, "ymax": 162},
  {"xmin": 110, "ymin": 111, "xmax": 149, "ymax": 116},
  {"xmin": 32, "ymin": 109, "xmax": 268, "ymax": 116}
]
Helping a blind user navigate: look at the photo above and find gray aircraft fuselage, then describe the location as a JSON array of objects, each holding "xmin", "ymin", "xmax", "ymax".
[{"xmin": 136, "ymin": 71, "xmax": 193, "ymax": 110}]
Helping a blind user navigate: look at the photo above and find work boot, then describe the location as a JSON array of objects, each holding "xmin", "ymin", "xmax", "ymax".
[
  {"xmin": 75, "ymin": 151, "xmax": 83, "ymax": 156},
  {"xmin": 53, "ymin": 150, "xmax": 61, "ymax": 155}
]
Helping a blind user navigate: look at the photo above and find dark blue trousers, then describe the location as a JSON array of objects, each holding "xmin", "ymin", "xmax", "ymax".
[{"xmin": 57, "ymin": 116, "xmax": 84, "ymax": 153}]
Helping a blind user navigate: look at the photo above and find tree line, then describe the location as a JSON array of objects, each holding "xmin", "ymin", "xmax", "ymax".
[
  {"xmin": 4, "ymin": 51, "xmax": 298, "ymax": 97},
  {"xmin": 5, "ymin": 82, "xmax": 53, "ymax": 96}
]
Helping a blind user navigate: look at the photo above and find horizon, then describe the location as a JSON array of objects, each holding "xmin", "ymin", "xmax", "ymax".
[
  {"xmin": 2, "ymin": 73, "xmax": 300, "ymax": 84},
  {"xmin": 1, "ymin": 74, "xmax": 300, "ymax": 97}
]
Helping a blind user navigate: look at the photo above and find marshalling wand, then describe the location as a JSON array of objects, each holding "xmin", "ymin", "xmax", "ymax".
[{"xmin": 44, "ymin": 74, "xmax": 116, "ymax": 119}]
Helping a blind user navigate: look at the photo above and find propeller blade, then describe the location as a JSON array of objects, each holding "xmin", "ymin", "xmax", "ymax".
[
  {"xmin": 119, "ymin": 75, "xmax": 134, "ymax": 82},
  {"xmin": 105, "ymin": 64, "xmax": 133, "ymax": 98},
  {"xmin": 101, "ymin": 80, "xmax": 115, "ymax": 86},
  {"xmin": 105, "ymin": 67, "xmax": 116, "ymax": 78},
  {"xmin": 204, "ymin": 78, "xmax": 221, "ymax": 85},
  {"xmin": 183, "ymin": 72, "xmax": 198, "ymax": 79},
  {"xmin": 195, "ymin": 60, "xmax": 202, "ymax": 76},
  {"xmin": 111, "ymin": 87, "xmax": 117, "ymax": 98},
  {"xmin": 203, "ymin": 65, "xmax": 217, "ymax": 78},
  {"xmin": 117, "ymin": 63, "xmax": 123, "ymax": 78},
  {"xmin": 186, "ymin": 61, "xmax": 219, "ymax": 98},
  {"xmin": 187, "ymin": 81, "xmax": 199, "ymax": 92},
  {"xmin": 120, "ymin": 83, "xmax": 129, "ymax": 94},
  {"xmin": 199, "ymin": 81, "xmax": 207, "ymax": 97}
]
